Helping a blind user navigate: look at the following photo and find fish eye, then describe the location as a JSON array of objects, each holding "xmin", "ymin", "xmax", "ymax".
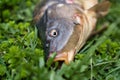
[{"xmin": 49, "ymin": 29, "xmax": 58, "ymax": 37}]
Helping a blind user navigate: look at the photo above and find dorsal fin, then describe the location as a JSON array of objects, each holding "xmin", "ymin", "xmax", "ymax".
[
  {"xmin": 88, "ymin": 1, "xmax": 111, "ymax": 17},
  {"xmin": 80, "ymin": 0, "xmax": 98, "ymax": 9}
]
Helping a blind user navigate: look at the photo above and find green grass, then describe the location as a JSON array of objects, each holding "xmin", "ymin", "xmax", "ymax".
[{"xmin": 0, "ymin": 0, "xmax": 120, "ymax": 80}]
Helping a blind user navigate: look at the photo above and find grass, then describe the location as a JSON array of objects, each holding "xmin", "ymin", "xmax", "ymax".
[{"xmin": 0, "ymin": 0, "xmax": 120, "ymax": 80}]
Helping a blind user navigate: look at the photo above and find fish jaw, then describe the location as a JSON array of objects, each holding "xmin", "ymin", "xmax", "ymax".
[{"xmin": 52, "ymin": 49, "xmax": 75, "ymax": 64}]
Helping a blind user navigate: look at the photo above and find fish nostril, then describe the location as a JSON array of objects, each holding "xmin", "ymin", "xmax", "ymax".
[
  {"xmin": 45, "ymin": 40, "xmax": 50, "ymax": 48},
  {"xmin": 46, "ymin": 43, "xmax": 49, "ymax": 47}
]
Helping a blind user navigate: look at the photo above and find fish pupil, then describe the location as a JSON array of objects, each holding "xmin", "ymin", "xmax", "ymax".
[{"xmin": 53, "ymin": 31, "xmax": 57, "ymax": 36}]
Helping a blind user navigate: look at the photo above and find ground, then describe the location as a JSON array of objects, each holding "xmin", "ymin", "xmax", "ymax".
[{"xmin": 0, "ymin": 0, "xmax": 120, "ymax": 80}]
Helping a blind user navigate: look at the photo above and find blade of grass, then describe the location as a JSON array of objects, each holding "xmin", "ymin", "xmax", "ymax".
[
  {"xmin": 46, "ymin": 52, "xmax": 57, "ymax": 68},
  {"xmin": 83, "ymin": 22, "xmax": 117, "ymax": 62}
]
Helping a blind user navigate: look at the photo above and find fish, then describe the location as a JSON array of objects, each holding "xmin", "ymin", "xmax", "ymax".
[{"xmin": 33, "ymin": 0, "xmax": 110, "ymax": 64}]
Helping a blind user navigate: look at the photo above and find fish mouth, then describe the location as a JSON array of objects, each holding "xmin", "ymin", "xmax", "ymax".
[{"xmin": 49, "ymin": 49, "xmax": 75, "ymax": 64}]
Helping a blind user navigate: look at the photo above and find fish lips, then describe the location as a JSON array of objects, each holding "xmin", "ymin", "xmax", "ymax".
[{"xmin": 48, "ymin": 48, "xmax": 76, "ymax": 64}]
